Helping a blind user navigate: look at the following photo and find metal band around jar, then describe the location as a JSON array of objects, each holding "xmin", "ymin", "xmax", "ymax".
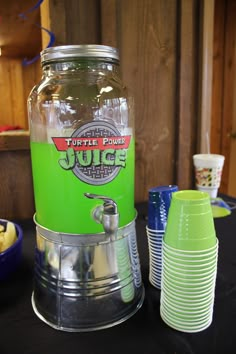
[{"xmin": 33, "ymin": 213, "xmax": 137, "ymax": 246}]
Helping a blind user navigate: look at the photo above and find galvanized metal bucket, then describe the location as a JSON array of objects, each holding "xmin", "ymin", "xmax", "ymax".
[{"xmin": 32, "ymin": 218, "xmax": 144, "ymax": 332}]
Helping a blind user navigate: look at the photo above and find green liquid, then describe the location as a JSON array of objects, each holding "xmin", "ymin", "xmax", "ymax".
[{"xmin": 30, "ymin": 141, "xmax": 135, "ymax": 234}]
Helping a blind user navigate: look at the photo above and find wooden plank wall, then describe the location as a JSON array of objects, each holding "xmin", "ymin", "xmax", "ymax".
[
  {"xmin": 100, "ymin": 0, "xmax": 201, "ymax": 201},
  {"xmin": 211, "ymin": 0, "xmax": 236, "ymax": 194},
  {"xmin": 41, "ymin": 0, "xmax": 101, "ymax": 47},
  {"xmin": 0, "ymin": 57, "xmax": 41, "ymax": 220},
  {"xmin": 176, "ymin": 0, "xmax": 200, "ymax": 195},
  {"xmin": 101, "ymin": 0, "xmax": 178, "ymax": 201},
  {"xmin": 0, "ymin": 0, "xmax": 203, "ymax": 219},
  {"xmin": 0, "ymin": 137, "xmax": 35, "ymax": 220},
  {"xmin": 0, "ymin": 58, "xmax": 41, "ymax": 129},
  {"xmin": 211, "ymin": 0, "xmax": 226, "ymax": 155}
]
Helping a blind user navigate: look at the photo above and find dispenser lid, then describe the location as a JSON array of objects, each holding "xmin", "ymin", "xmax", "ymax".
[{"xmin": 41, "ymin": 45, "xmax": 119, "ymax": 63}]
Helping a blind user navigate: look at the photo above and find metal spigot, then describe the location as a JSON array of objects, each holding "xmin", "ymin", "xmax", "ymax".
[{"xmin": 84, "ymin": 193, "xmax": 119, "ymax": 239}]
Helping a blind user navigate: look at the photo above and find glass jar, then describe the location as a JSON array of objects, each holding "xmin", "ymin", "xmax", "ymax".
[{"xmin": 28, "ymin": 45, "xmax": 136, "ymax": 234}]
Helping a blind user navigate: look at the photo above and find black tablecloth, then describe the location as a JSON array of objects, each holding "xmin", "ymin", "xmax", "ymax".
[{"xmin": 1, "ymin": 196, "xmax": 236, "ymax": 354}]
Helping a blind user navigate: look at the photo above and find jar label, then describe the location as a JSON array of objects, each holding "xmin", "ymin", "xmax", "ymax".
[{"xmin": 52, "ymin": 122, "xmax": 131, "ymax": 185}]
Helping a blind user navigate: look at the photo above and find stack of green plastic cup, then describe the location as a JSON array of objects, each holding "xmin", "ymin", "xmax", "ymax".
[{"xmin": 160, "ymin": 190, "xmax": 218, "ymax": 333}]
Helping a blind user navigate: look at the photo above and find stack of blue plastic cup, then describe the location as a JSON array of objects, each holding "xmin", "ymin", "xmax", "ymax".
[{"xmin": 147, "ymin": 185, "xmax": 178, "ymax": 288}]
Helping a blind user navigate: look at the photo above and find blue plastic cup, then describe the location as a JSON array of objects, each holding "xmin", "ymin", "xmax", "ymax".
[{"xmin": 148, "ymin": 185, "xmax": 178, "ymax": 231}]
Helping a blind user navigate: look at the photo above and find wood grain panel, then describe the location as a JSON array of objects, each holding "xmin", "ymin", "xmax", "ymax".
[
  {"xmin": 101, "ymin": 0, "xmax": 118, "ymax": 48},
  {"xmin": 40, "ymin": 0, "xmax": 66, "ymax": 47},
  {"xmin": 0, "ymin": 0, "xmax": 41, "ymax": 58},
  {"xmin": 9, "ymin": 59, "xmax": 26, "ymax": 127},
  {"xmin": 22, "ymin": 59, "xmax": 42, "ymax": 126},
  {"xmin": 65, "ymin": 0, "xmax": 100, "ymax": 44},
  {"xmin": 0, "ymin": 59, "xmax": 13, "ymax": 126},
  {"xmin": 101, "ymin": 0, "xmax": 203, "ymax": 200},
  {"xmin": 41, "ymin": 0, "xmax": 100, "ymax": 46},
  {"xmin": 0, "ymin": 134, "xmax": 30, "ymax": 152},
  {"xmin": 0, "ymin": 58, "xmax": 41, "ymax": 130},
  {"xmin": 211, "ymin": 0, "xmax": 226, "ymax": 154},
  {"xmin": 176, "ymin": 0, "xmax": 200, "ymax": 189},
  {"xmin": 0, "ymin": 150, "xmax": 35, "ymax": 220},
  {"xmin": 221, "ymin": 0, "xmax": 236, "ymax": 193},
  {"xmin": 117, "ymin": 0, "xmax": 178, "ymax": 201},
  {"xmin": 199, "ymin": 0, "xmax": 214, "ymax": 155},
  {"xmin": 210, "ymin": 0, "xmax": 236, "ymax": 195}
]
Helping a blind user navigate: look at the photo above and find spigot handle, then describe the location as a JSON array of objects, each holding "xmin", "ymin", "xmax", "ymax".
[
  {"xmin": 84, "ymin": 193, "xmax": 118, "ymax": 215},
  {"xmin": 84, "ymin": 193, "xmax": 119, "ymax": 238}
]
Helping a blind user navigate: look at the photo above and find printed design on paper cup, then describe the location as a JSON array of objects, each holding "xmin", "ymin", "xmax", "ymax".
[
  {"xmin": 52, "ymin": 122, "xmax": 131, "ymax": 185},
  {"xmin": 195, "ymin": 167, "xmax": 222, "ymax": 187}
]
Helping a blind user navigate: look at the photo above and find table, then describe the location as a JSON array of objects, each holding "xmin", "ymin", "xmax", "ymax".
[{"xmin": 1, "ymin": 195, "xmax": 236, "ymax": 354}]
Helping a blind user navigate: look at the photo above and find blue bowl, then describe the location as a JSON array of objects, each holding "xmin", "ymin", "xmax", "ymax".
[{"xmin": 0, "ymin": 221, "xmax": 23, "ymax": 281}]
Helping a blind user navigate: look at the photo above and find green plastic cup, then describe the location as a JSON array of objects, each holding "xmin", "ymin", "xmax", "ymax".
[
  {"xmin": 162, "ymin": 253, "xmax": 218, "ymax": 271},
  {"xmin": 163, "ymin": 239, "xmax": 218, "ymax": 257},
  {"xmin": 163, "ymin": 278, "xmax": 216, "ymax": 295},
  {"xmin": 162, "ymin": 287, "xmax": 215, "ymax": 307},
  {"xmin": 162, "ymin": 274, "xmax": 216, "ymax": 293},
  {"xmin": 161, "ymin": 300, "xmax": 213, "ymax": 320},
  {"xmin": 163, "ymin": 260, "xmax": 217, "ymax": 276},
  {"xmin": 164, "ymin": 190, "xmax": 216, "ymax": 251},
  {"xmin": 162, "ymin": 266, "xmax": 216, "ymax": 285},
  {"xmin": 163, "ymin": 245, "xmax": 218, "ymax": 265},
  {"xmin": 161, "ymin": 304, "xmax": 213, "ymax": 325},
  {"xmin": 160, "ymin": 308, "xmax": 213, "ymax": 333}
]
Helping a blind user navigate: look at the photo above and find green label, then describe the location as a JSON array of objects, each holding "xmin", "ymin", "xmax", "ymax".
[{"xmin": 52, "ymin": 122, "xmax": 131, "ymax": 185}]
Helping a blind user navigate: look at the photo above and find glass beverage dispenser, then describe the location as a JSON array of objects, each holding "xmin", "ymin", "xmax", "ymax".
[{"xmin": 28, "ymin": 45, "xmax": 144, "ymax": 331}]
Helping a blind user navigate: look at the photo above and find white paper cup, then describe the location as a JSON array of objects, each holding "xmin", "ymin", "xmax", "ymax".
[{"xmin": 193, "ymin": 154, "xmax": 225, "ymax": 198}]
